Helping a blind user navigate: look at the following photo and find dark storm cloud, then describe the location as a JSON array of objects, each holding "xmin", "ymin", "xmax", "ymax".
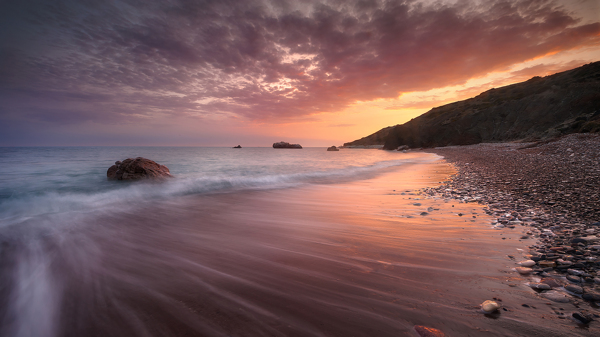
[{"xmin": 0, "ymin": 0, "xmax": 598, "ymax": 125}]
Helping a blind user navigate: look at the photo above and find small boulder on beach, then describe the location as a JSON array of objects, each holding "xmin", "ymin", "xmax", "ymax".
[
  {"xmin": 107, "ymin": 157, "xmax": 172, "ymax": 181},
  {"xmin": 481, "ymin": 300, "xmax": 500, "ymax": 313}
]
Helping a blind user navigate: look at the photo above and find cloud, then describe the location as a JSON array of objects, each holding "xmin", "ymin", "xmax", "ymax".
[{"xmin": 0, "ymin": 0, "xmax": 599, "ymax": 127}]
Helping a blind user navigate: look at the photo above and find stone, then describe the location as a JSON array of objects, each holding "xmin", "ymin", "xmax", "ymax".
[
  {"xmin": 516, "ymin": 267, "xmax": 533, "ymax": 275},
  {"xmin": 396, "ymin": 145, "xmax": 410, "ymax": 151},
  {"xmin": 481, "ymin": 300, "xmax": 500, "ymax": 313},
  {"xmin": 565, "ymin": 285, "xmax": 583, "ymax": 294},
  {"xmin": 567, "ymin": 269, "xmax": 584, "ymax": 276},
  {"xmin": 566, "ymin": 275, "xmax": 582, "ymax": 283},
  {"xmin": 414, "ymin": 325, "xmax": 446, "ymax": 337},
  {"xmin": 572, "ymin": 312, "xmax": 592, "ymax": 324},
  {"xmin": 232, "ymin": 145, "xmax": 242, "ymax": 148},
  {"xmin": 273, "ymin": 141, "xmax": 302, "ymax": 149},
  {"xmin": 538, "ymin": 261, "xmax": 556, "ymax": 268},
  {"xmin": 518, "ymin": 260, "xmax": 536, "ymax": 267},
  {"xmin": 542, "ymin": 290, "xmax": 570, "ymax": 303},
  {"xmin": 326, "ymin": 146, "xmax": 339, "ymax": 151},
  {"xmin": 541, "ymin": 278, "xmax": 561, "ymax": 288},
  {"xmin": 529, "ymin": 283, "xmax": 551, "ymax": 291},
  {"xmin": 107, "ymin": 157, "xmax": 172, "ymax": 181},
  {"xmin": 582, "ymin": 292, "xmax": 600, "ymax": 302}
]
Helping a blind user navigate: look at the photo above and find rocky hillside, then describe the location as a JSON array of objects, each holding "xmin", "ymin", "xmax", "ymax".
[{"xmin": 344, "ymin": 61, "xmax": 600, "ymax": 149}]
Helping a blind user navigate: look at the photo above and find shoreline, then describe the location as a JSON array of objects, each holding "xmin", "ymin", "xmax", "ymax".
[
  {"xmin": 1, "ymin": 148, "xmax": 599, "ymax": 336},
  {"xmin": 425, "ymin": 133, "xmax": 600, "ymax": 328}
]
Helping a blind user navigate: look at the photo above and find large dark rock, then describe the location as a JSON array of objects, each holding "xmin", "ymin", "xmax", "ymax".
[
  {"xmin": 107, "ymin": 157, "xmax": 172, "ymax": 181},
  {"xmin": 326, "ymin": 146, "xmax": 339, "ymax": 151},
  {"xmin": 273, "ymin": 141, "xmax": 302, "ymax": 149}
]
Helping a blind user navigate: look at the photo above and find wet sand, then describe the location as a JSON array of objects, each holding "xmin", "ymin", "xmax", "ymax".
[{"xmin": 2, "ymin": 153, "xmax": 597, "ymax": 336}]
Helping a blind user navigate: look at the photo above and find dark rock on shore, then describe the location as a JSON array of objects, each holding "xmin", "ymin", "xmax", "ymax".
[
  {"xmin": 327, "ymin": 146, "xmax": 339, "ymax": 151},
  {"xmin": 107, "ymin": 157, "xmax": 172, "ymax": 181},
  {"xmin": 273, "ymin": 141, "xmax": 302, "ymax": 149}
]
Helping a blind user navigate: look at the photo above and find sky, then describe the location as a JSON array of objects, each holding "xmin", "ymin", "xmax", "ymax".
[{"xmin": 0, "ymin": 0, "xmax": 599, "ymax": 146}]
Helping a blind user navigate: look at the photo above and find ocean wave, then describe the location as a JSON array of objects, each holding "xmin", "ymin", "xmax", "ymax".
[{"xmin": 0, "ymin": 158, "xmax": 421, "ymax": 227}]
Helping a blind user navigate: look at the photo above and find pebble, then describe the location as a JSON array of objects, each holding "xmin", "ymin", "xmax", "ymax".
[
  {"xmin": 515, "ymin": 267, "xmax": 533, "ymax": 275},
  {"xmin": 567, "ymin": 269, "xmax": 584, "ymax": 276},
  {"xmin": 540, "ymin": 278, "xmax": 561, "ymax": 288},
  {"xmin": 582, "ymin": 292, "xmax": 600, "ymax": 302},
  {"xmin": 542, "ymin": 291, "xmax": 570, "ymax": 303},
  {"xmin": 481, "ymin": 300, "xmax": 500, "ymax": 313},
  {"xmin": 529, "ymin": 283, "xmax": 551, "ymax": 291},
  {"xmin": 565, "ymin": 285, "xmax": 583, "ymax": 294},
  {"xmin": 414, "ymin": 325, "xmax": 446, "ymax": 337},
  {"xmin": 517, "ymin": 260, "xmax": 536, "ymax": 267},
  {"xmin": 572, "ymin": 312, "xmax": 592, "ymax": 324},
  {"xmin": 566, "ymin": 275, "xmax": 582, "ymax": 283},
  {"xmin": 538, "ymin": 261, "xmax": 556, "ymax": 268}
]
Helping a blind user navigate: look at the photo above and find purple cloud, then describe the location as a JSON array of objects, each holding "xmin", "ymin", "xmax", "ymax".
[{"xmin": 0, "ymin": 0, "xmax": 598, "ymax": 131}]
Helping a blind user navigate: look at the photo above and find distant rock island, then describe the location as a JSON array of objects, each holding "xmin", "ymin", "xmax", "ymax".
[
  {"xmin": 107, "ymin": 157, "xmax": 172, "ymax": 180},
  {"xmin": 327, "ymin": 146, "xmax": 339, "ymax": 151},
  {"xmin": 233, "ymin": 145, "xmax": 242, "ymax": 148},
  {"xmin": 344, "ymin": 61, "xmax": 600, "ymax": 150},
  {"xmin": 273, "ymin": 141, "xmax": 302, "ymax": 149}
]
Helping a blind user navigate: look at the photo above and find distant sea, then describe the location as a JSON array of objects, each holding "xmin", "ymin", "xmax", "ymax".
[{"xmin": 0, "ymin": 147, "xmax": 423, "ymax": 227}]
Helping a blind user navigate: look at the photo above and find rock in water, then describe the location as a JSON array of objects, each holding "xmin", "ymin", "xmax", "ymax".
[
  {"xmin": 414, "ymin": 325, "xmax": 446, "ymax": 337},
  {"xmin": 273, "ymin": 141, "xmax": 302, "ymax": 149},
  {"xmin": 107, "ymin": 157, "xmax": 172, "ymax": 181},
  {"xmin": 481, "ymin": 300, "xmax": 500, "ymax": 313},
  {"xmin": 327, "ymin": 146, "xmax": 339, "ymax": 151}
]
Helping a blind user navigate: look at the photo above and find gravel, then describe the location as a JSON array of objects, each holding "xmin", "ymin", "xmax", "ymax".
[{"xmin": 421, "ymin": 133, "xmax": 600, "ymax": 312}]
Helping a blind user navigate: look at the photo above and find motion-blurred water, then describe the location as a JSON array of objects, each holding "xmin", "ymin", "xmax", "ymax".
[
  {"xmin": 0, "ymin": 147, "xmax": 427, "ymax": 337},
  {"xmin": 0, "ymin": 148, "xmax": 576, "ymax": 337},
  {"xmin": 0, "ymin": 147, "xmax": 416, "ymax": 227}
]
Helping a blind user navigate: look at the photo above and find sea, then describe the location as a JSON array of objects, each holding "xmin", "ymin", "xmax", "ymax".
[{"xmin": 0, "ymin": 147, "xmax": 587, "ymax": 337}]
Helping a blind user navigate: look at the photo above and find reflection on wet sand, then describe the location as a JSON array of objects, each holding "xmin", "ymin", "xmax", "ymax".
[{"xmin": 1, "ymin": 160, "xmax": 595, "ymax": 336}]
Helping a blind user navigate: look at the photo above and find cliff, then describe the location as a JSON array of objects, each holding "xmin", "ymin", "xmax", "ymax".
[{"xmin": 344, "ymin": 61, "xmax": 600, "ymax": 149}]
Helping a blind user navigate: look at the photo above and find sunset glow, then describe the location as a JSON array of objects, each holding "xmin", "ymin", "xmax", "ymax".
[{"xmin": 1, "ymin": 0, "xmax": 599, "ymax": 146}]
